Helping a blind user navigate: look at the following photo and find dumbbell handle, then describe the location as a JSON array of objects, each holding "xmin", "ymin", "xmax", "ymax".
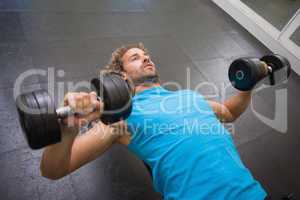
[{"xmin": 56, "ymin": 106, "xmax": 74, "ymax": 118}]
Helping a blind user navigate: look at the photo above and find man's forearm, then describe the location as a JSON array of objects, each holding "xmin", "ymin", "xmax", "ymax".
[
  {"xmin": 40, "ymin": 122, "xmax": 118, "ymax": 180},
  {"xmin": 67, "ymin": 122, "xmax": 119, "ymax": 175},
  {"xmin": 223, "ymin": 91, "xmax": 251, "ymax": 121},
  {"xmin": 40, "ymin": 126, "xmax": 78, "ymax": 179}
]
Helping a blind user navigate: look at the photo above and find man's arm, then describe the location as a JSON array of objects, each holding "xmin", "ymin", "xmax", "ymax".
[
  {"xmin": 208, "ymin": 91, "xmax": 251, "ymax": 123},
  {"xmin": 40, "ymin": 121, "xmax": 119, "ymax": 180},
  {"xmin": 40, "ymin": 92, "xmax": 120, "ymax": 180}
]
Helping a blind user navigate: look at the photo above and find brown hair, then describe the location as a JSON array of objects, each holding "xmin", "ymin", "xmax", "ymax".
[{"xmin": 103, "ymin": 42, "xmax": 148, "ymax": 74}]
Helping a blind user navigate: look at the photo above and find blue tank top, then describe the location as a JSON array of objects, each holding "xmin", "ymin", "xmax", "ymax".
[{"xmin": 125, "ymin": 86, "xmax": 267, "ymax": 200}]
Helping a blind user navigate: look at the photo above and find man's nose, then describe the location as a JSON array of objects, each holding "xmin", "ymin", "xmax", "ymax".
[{"xmin": 143, "ymin": 56, "xmax": 150, "ymax": 63}]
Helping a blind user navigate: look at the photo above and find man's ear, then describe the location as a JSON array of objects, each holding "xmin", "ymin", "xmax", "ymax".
[
  {"xmin": 120, "ymin": 71, "xmax": 128, "ymax": 80},
  {"xmin": 120, "ymin": 71, "xmax": 135, "ymax": 95}
]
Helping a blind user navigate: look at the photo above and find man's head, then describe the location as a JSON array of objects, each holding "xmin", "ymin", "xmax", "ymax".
[{"xmin": 104, "ymin": 43, "xmax": 160, "ymax": 87}]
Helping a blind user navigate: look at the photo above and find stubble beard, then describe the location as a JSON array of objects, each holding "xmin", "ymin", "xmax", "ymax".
[{"xmin": 131, "ymin": 71, "xmax": 160, "ymax": 87}]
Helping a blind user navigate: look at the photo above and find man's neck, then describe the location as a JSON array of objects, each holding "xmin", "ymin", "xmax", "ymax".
[{"xmin": 134, "ymin": 83, "xmax": 161, "ymax": 94}]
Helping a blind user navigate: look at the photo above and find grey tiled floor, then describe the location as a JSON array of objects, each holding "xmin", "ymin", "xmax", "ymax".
[{"xmin": 0, "ymin": 0, "xmax": 299, "ymax": 199}]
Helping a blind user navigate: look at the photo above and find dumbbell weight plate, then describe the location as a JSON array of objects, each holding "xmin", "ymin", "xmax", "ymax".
[
  {"xmin": 260, "ymin": 54, "xmax": 291, "ymax": 85},
  {"xmin": 33, "ymin": 90, "xmax": 61, "ymax": 148},
  {"xmin": 16, "ymin": 92, "xmax": 40, "ymax": 149},
  {"xmin": 16, "ymin": 90, "xmax": 61, "ymax": 149},
  {"xmin": 228, "ymin": 58, "xmax": 266, "ymax": 91},
  {"xmin": 108, "ymin": 74, "xmax": 132, "ymax": 121},
  {"xmin": 91, "ymin": 73, "xmax": 132, "ymax": 124}
]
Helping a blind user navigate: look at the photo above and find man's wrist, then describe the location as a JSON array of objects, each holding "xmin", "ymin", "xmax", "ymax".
[
  {"xmin": 238, "ymin": 90, "xmax": 252, "ymax": 98},
  {"xmin": 88, "ymin": 121, "xmax": 120, "ymax": 142},
  {"xmin": 59, "ymin": 122, "xmax": 79, "ymax": 137}
]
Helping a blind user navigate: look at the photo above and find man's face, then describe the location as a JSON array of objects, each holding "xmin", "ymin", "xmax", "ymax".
[{"xmin": 121, "ymin": 48, "xmax": 159, "ymax": 86}]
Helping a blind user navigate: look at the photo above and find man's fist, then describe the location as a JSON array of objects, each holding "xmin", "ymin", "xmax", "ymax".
[{"xmin": 62, "ymin": 92, "xmax": 103, "ymax": 127}]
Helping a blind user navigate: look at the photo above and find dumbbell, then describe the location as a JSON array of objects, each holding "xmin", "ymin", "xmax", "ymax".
[
  {"xmin": 15, "ymin": 72, "xmax": 133, "ymax": 150},
  {"xmin": 228, "ymin": 54, "xmax": 291, "ymax": 91}
]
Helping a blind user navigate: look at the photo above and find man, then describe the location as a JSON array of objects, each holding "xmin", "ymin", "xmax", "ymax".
[{"xmin": 40, "ymin": 43, "xmax": 267, "ymax": 199}]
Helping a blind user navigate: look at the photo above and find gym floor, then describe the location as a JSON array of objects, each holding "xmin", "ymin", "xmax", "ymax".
[{"xmin": 1, "ymin": 0, "xmax": 300, "ymax": 199}]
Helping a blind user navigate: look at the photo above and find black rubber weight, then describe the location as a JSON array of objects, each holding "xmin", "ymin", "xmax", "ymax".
[
  {"xmin": 15, "ymin": 89, "xmax": 61, "ymax": 150},
  {"xmin": 111, "ymin": 74, "xmax": 128, "ymax": 109},
  {"xmin": 16, "ymin": 94, "xmax": 31, "ymax": 147},
  {"xmin": 101, "ymin": 75, "xmax": 122, "ymax": 123},
  {"xmin": 43, "ymin": 90, "xmax": 61, "ymax": 147},
  {"xmin": 110, "ymin": 74, "xmax": 132, "ymax": 120},
  {"xmin": 33, "ymin": 90, "xmax": 48, "ymax": 148},
  {"xmin": 33, "ymin": 90, "xmax": 61, "ymax": 149},
  {"xmin": 261, "ymin": 54, "xmax": 291, "ymax": 77},
  {"xmin": 25, "ymin": 92, "xmax": 43, "ymax": 149},
  {"xmin": 229, "ymin": 58, "xmax": 254, "ymax": 91},
  {"xmin": 98, "ymin": 73, "xmax": 133, "ymax": 124}
]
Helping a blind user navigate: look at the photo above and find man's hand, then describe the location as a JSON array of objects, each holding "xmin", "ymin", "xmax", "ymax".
[{"xmin": 62, "ymin": 92, "xmax": 104, "ymax": 128}]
